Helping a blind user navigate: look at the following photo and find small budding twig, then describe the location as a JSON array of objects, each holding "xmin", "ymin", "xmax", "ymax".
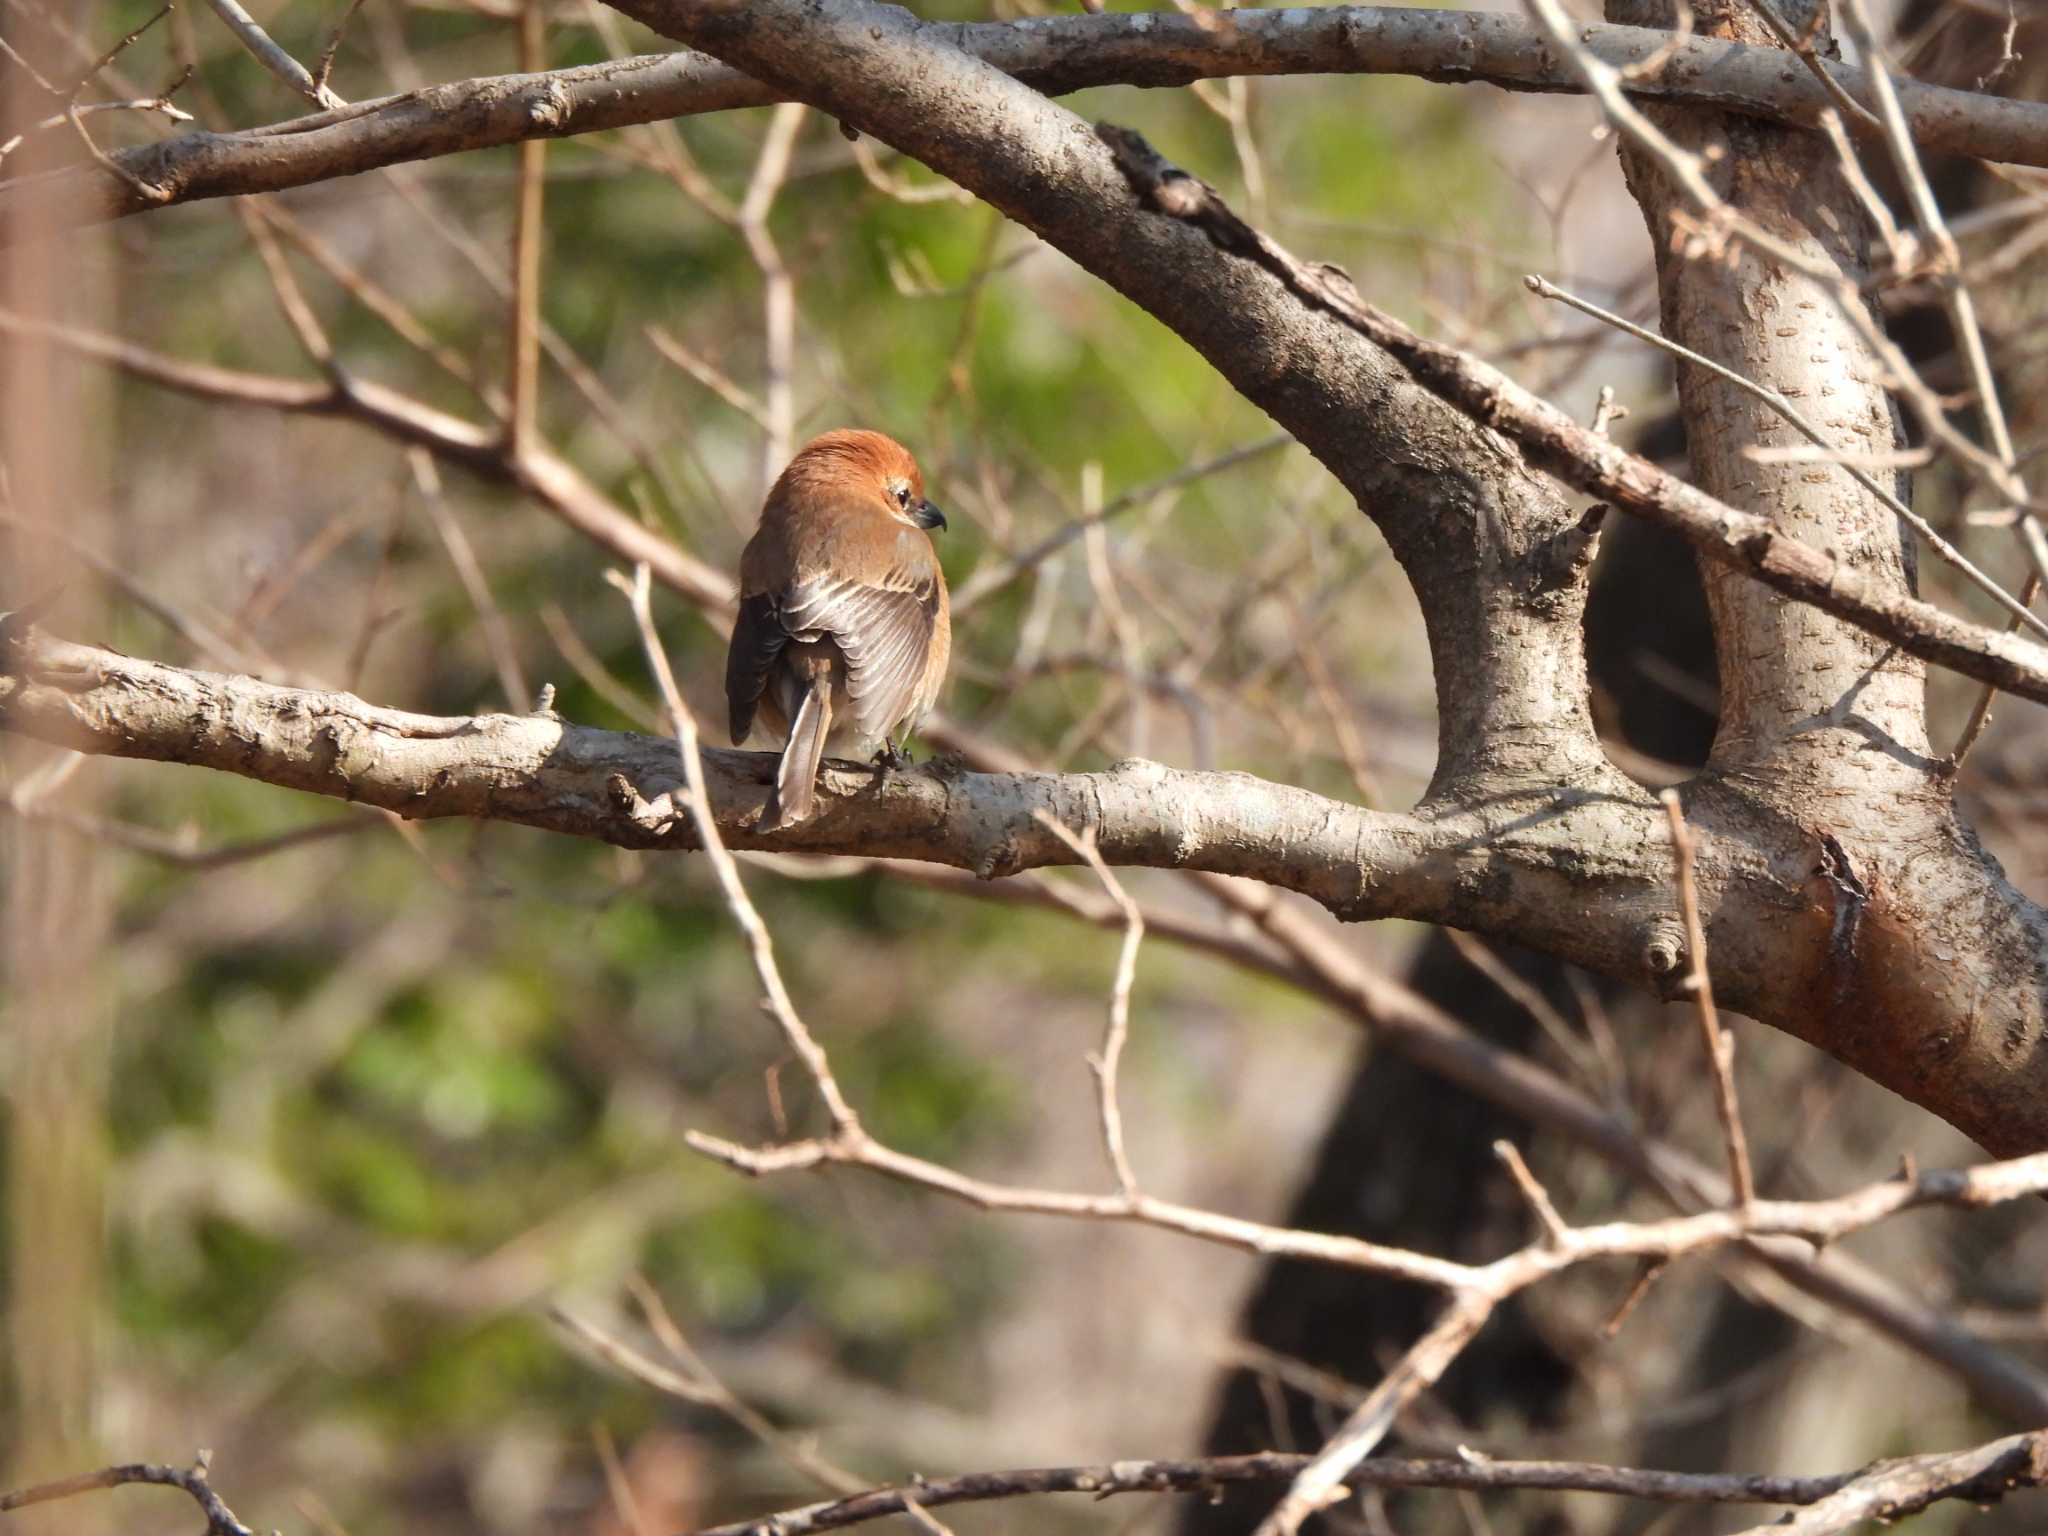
[
  {"xmin": 1661, "ymin": 790, "xmax": 1756, "ymax": 1207},
  {"xmin": 309, "ymin": 0, "xmax": 367, "ymax": 99},
  {"xmin": 1952, "ymin": 572, "xmax": 2045, "ymax": 769},
  {"xmin": 1494, "ymin": 1139, "xmax": 1569, "ymax": 1246},
  {"xmin": 0, "ymin": 1454, "xmax": 255, "ymax": 1536},
  {"xmin": 1589, "ymin": 384, "xmax": 1626, "ymax": 436},
  {"xmin": 1599, "ymin": 1257, "xmax": 1670, "ymax": 1340}
]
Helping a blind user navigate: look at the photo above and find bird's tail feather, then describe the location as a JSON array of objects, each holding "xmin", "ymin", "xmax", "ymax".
[{"xmin": 763, "ymin": 682, "xmax": 831, "ymax": 830}]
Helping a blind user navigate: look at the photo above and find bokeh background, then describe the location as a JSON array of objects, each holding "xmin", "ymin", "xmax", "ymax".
[{"xmin": 3, "ymin": 0, "xmax": 2047, "ymax": 1532}]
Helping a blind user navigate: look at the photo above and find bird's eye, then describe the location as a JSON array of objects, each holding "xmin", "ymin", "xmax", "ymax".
[{"xmin": 895, "ymin": 484, "xmax": 912, "ymax": 508}]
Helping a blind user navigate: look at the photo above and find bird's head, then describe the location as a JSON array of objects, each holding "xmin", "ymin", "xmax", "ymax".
[{"xmin": 778, "ymin": 429, "xmax": 947, "ymax": 532}]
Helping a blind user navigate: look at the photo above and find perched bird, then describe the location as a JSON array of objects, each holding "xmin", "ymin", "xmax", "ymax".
[{"xmin": 725, "ymin": 430, "xmax": 951, "ymax": 830}]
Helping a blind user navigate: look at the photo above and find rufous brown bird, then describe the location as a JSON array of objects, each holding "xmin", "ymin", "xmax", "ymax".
[{"xmin": 725, "ymin": 430, "xmax": 951, "ymax": 830}]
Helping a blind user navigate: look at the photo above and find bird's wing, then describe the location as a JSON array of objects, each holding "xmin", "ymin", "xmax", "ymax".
[
  {"xmin": 725, "ymin": 591, "xmax": 788, "ymax": 745},
  {"xmin": 781, "ymin": 570, "xmax": 943, "ymax": 744}
]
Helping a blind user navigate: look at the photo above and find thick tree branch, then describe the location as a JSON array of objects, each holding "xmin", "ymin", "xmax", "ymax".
[
  {"xmin": 1725, "ymin": 1431, "xmax": 2048, "ymax": 1536},
  {"xmin": 0, "ymin": 632, "xmax": 1408, "ymax": 904},
  {"xmin": 7, "ymin": 629, "xmax": 2048, "ymax": 1161},
  {"xmin": 6, "ymin": 7, "xmax": 2046, "ymax": 237}
]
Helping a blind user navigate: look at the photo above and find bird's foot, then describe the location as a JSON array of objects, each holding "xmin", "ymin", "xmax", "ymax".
[{"xmin": 872, "ymin": 741, "xmax": 913, "ymax": 771}]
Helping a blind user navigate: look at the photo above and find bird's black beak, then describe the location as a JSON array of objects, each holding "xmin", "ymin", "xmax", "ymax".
[{"xmin": 911, "ymin": 499, "xmax": 947, "ymax": 532}]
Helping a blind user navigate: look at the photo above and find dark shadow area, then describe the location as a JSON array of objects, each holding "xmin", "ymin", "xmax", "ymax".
[{"xmin": 1183, "ymin": 434, "xmax": 1724, "ymax": 1536}]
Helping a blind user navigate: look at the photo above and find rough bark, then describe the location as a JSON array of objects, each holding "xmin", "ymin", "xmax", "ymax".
[
  {"xmin": 4, "ymin": 7, "xmax": 2048, "ymax": 238},
  {"xmin": 1607, "ymin": 0, "xmax": 2048, "ymax": 1158}
]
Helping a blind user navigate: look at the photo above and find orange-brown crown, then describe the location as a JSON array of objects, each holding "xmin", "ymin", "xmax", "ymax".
[{"xmin": 773, "ymin": 429, "xmax": 924, "ymax": 504}]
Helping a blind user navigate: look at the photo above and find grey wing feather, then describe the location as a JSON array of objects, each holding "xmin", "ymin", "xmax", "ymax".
[{"xmin": 783, "ymin": 575, "xmax": 938, "ymax": 743}]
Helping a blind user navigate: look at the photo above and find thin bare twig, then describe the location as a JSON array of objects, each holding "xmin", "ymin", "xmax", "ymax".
[
  {"xmin": 0, "ymin": 308, "xmax": 733, "ymax": 610},
  {"xmin": 646, "ymin": 325, "xmax": 772, "ymax": 431},
  {"xmin": 200, "ymin": 0, "xmax": 344, "ymax": 108},
  {"xmin": 1493, "ymin": 1139, "xmax": 1568, "ymax": 1246},
  {"xmin": 310, "ymin": 0, "xmax": 369, "ymax": 98},
  {"xmin": 260, "ymin": 201, "xmax": 497, "ymax": 408},
  {"xmin": 1253, "ymin": 1293, "xmax": 1501, "ymax": 1536},
  {"xmin": 34, "ymin": 8, "xmax": 182, "ymax": 199},
  {"xmin": 1078, "ymin": 461, "xmax": 1150, "ymax": 757},
  {"xmin": 0, "ymin": 510, "xmax": 263, "ymax": 671},
  {"xmin": 555, "ymin": 1304, "xmax": 862, "ymax": 1496},
  {"xmin": 1521, "ymin": 0, "xmax": 2041, "ymax": 526},
  {"xmin": 377, "ymin": 166, "xmax": 696, "ymax": 523},
  {"xmin": 1447, "ymin": 929, "xmax": 1606, "ymax": 1090},
  {"xmin": 736, "ymin": 101, "xmax": 806, "ymax": 491},
  {"xmin": 1737, "ymin": 0, "xmax": 1882, "ymax": 131},
  {"xmin": 1033, "ymin": 810, "xmax": 1143, "ymax": 1199},
  {"xmin": 507, "ymin": 0, "xmax": 546, "ymax": 457},
  {"xmin": 686, "ymin": 1120, "xmax": 1476, "ymax": 1289},
  {"xmin": 1953, "ymin": 573, "xmax": 2044, "ymax": 768},
  {"xmin": 1836, "ymin": 0, "xmax": 2046, "ymax": 736},
  {"xmin": 558, "ymin": 1284, "xmax": 954, "ymax": 1536},
  {"xmin": 0, "ymin": 95, "xmax": 193, "ymax": 168},
  {"xmin": 1, "ymin": 795, "xmax": 367, "ymax": 869},
  {"xmin": 952, "ymin": 434, "xmax": 1289, "ymax": 614},
  {"xmin": 1662, "ymin": 789, "xmax": 1755, "ymax": 1207},
  {"xmin": 1599, "ymin": 1257, "xmax": 1669, "ymax": 1340},
  {"xmin": 847, "ymin": 136, "xmax": 973, "ymax": 205},
  {"xmin": 413, "ymin": 450, "xmax": 532, "ymax": 710},
  {"xmin": 537, "ymin": 601, "xmax": 658, "ymax": 728},
  {"xmin": 58, "ymin": 2, "xmax": 174, "ymax": 100},
  {"xmin": 238, "ymin": 195, "xmax": 334, "ymax": 366},
  {"xmin": 1525, "ymin": 273, "xmax": 2048, "ymax": 644},
  {"xmin": 611, "ymin": 562, "xmax": 857, "ymax": 1132}
]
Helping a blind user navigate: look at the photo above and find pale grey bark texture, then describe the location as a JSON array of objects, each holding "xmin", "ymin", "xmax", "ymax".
[{"xmin": 1606, "ymin": 0, "xmax": 2048, "ymax": 1154}]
